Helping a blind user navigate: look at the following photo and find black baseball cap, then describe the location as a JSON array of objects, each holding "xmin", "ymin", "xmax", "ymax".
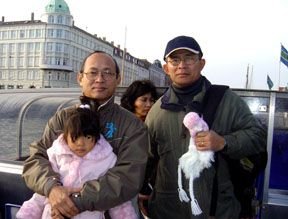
[{"xmin": 163, "ymin": 36, "xmax": 203, "ymax": 60}]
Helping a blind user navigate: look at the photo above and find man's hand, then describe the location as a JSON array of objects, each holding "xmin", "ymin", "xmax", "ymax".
[
  {"xmin": 48, "ymin": 186, "xmax": 81, "ymax": 218},
  {"xmin": 195, "ymin": 130, "xmax": 226, "ymax": 152},
  {"xmin": 51, "ymin": 207, "xmax": 64, "ymax": 219}
]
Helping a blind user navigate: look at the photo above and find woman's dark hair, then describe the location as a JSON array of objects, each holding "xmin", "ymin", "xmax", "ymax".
[
  {"xmin": 120, "ymin": 80, "xmax": 158, "ymax": 113},
  {"xmin": 63, "ymin": 106, "xmax": 100, "ymax": 143},
  {"xmin": 79, "ymin": 50, "xmax": 120, "ymax": 77}
]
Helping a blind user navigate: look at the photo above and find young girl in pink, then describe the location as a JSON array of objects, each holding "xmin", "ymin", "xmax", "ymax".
[{"xmin": 17, "ymin": 104, "xmax": 137, "ymax": 219}]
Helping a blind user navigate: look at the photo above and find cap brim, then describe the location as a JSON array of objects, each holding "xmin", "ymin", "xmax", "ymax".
[{"xmin": 165, "ymin": 47, "xmax": 200, "ymax": 59}]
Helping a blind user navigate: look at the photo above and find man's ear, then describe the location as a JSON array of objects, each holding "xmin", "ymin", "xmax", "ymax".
[
  {"xmin": 199, "ymin": 59, "xmax": 206, "ymax": 71},
  {"xmin": 163, "ymin": 63, "xmax": 170, "ymax": 76},
  {"xmin": 116, "ymin": 74, "xmax": 121, "ymax": 85},
  {"xmin": 77, "ymin": 72, "xmax": 83, "ymax": 86}
]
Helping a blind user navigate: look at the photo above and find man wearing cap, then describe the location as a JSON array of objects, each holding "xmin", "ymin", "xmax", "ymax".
[{"xmin": 140, "ymin": 36, "xmax": 266, "ymax": 218}]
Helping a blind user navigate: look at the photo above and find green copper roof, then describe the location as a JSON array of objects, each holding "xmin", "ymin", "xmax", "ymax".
[{"xmin": 45, "ymin": 0, "xmax": 70, "ymax": 14}]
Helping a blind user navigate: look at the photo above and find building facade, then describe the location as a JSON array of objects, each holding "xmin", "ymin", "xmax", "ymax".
[{"xmin": 0, "ymin": 0, "xmax": 167, "ymax": 89}]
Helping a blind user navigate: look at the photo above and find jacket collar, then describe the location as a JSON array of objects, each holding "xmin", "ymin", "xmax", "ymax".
[{"xmin": 161, "ymin": 76, "xmax": 211, "ymax": 113}]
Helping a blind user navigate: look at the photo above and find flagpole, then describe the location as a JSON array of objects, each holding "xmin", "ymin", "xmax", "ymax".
[
  {"xmin": 245, "ymin": 64, "xmax": 249, "ymax": 89},
  {"xmin": 121, "ymin": 26, "xmax": 127, "ymax": 86},
  {"xmin": 279, "ymin": 43, "xmax": 282, "ymax": 90},
  {"xmin": 278, "ymin": 60, "xmax": 281, "ymax": 90},
  {"xmin": 250, "ymin": 65, "xmax": 253, "ymax": 89}
]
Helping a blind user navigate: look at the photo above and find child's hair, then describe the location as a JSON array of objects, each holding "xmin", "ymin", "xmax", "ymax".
[{"xmin": 63, "ymin": 106, "xmax": 101, "ymax": 143}]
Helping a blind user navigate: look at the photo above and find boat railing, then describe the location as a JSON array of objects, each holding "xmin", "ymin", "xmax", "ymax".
[{"xmin": 0, "ymin": 87, "xmax": 287, "ymax": 218}]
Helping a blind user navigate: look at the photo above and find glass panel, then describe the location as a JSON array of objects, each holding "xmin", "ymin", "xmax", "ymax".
[
  {"xmin": 0, "ymin": 94, "xmax": 78, "ymax": 160},
  {"xmin": 270, "ymin": 97, "xmax": 288, "ymax": 190},
  {"xmin": 240, "ymin": 96, "xmax": 270, "ymax": 126}
]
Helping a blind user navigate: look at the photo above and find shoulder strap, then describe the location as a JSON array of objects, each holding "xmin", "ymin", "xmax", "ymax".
[
  {"xmin": 201, "ymin": 85, "xmax": 229, "ymax": 216},
  {"xmin": 202, "ymin": 85, "xmax": 229, "ymax": 128}
]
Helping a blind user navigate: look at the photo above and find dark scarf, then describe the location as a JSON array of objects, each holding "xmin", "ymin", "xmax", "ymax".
[
  {"xmin": 79, "ymin": 95, "xmax": 100, "ymax": 112},
  {"xmin": 161, "ymin": 76, "xmax": 211, "ymax": 113}
]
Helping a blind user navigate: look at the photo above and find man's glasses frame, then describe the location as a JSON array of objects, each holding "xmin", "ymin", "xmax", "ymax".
[
  {"xmin": 82, "ymin": 70, "xmax": 116, "ymax": 81},
  {"xmin": 166, "ymin": 55, "xmax": 199, "ymax": 66}
]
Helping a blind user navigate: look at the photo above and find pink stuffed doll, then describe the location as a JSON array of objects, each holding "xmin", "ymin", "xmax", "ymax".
[{"xmin": 178, "ymin": 112, "xmax": 214, "ymax": 215}]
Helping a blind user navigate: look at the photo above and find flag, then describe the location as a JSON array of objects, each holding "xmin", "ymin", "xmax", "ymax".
[
  {"xmin": 280, "ymin": 45, "xmax": 288, "ymax": 68},
  {"xmin": 267, "ymin": 75, "xmax": 274, "ymax": 90}
]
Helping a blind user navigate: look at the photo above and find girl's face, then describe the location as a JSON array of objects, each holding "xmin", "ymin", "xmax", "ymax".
[
  {"xmin": 67, "ymin": 134, "xmax": 95, "ymax": 157},
  {"xmin": 134, "ymin": 93, "xmax": 155, "ymax": 121}
]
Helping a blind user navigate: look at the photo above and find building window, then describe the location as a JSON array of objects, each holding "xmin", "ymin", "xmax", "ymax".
[
  {"xmin": 65, "ymin": 17, "xmax": 70, "ymax": 25},
  {"xmin": 28, "ymin": 57, "xmax": 33, "ymax": 67},
  {"xmin": 35, "ymin": 42, "xmax": 40, "ymax": 52},
  {"xmin": 56, "ymin": 29, "xmax": 62, "ymax": 38},
  {"xmin": 57, "ymin": 15, "xmax": 63, "ymax": 24},
  {"xmin": 65, "ymin": 30, "xmax": 70, "ymax": 40},
  {"xmin": 48, "ymin": 29, "xmax": 54, "ymax": 38},
  {"xmin": 64, "ymin": 44, "xmax": 69, "ymax": 54},
  {"xmin": 34, "ymin": 71, "xmax": 40, "ymax": 79},
  {"xmin": 9, "ymin": 57, "xmax": 15, "ymax": 67},
  {"xmin": 18, "ymin": 43, "xmax": 25, "ymax": 53},
  {"xmin": 9, "ymin": 44, "xmax": 15, "ymax": 54},
  {"xmin": 28, "ymin": 43, "xmax": 34, "ymax": 53},
  {"xmin": 63, "ymin": 58, "xmax": 68, "ymax": 66},
  {"xmin": 18, "ymin": 57, "xmax": 24, "ymax": 67},
  {"xmin": 10, "ymin": 30, "xmax": 16, "ymax": 39},
  {"xmin": 2, "ymin": 31, "xmax": 8, "ymax": 39},
  {"xmin": 18, "ymin": 71, "xmax": 25, "ymax": 80},
  {"xmin": 2, "ymin": 71, "xmax": 8, "ymax": 79},
  {"xmin": 27, "ymin": 71, "xmax": 34, "ymax": 80},
  {"xmin": 56, "ymin": 43, "xmax": 62, "ymax": 52},
  {"xmin": 35, "ymin": 57, "xmax": 39, "ymax": 66},
  {"xmin": 55, "ymin": 57, "xmax": 61, "ymax": 65},
  {"xmin": 29, "ymin": 29, "xmax": 35, "ymax": 38},
  {"xmin": 47, "ymin": 56, "xmax": 53, "ymax": 65},
  {"xmin": 47, "ymin": 43, "xmax": 53, "ymax": 51},
  {"xmin": 35, "ymin": 29, "xmax": 41, "ymax": 38},
  {"xmin": 0, "ymin": 58, "xmax": 5, "ymax": 67},
  {"xmin": 20, "ymin": 30, "xmax": 25, "ymax": 38},
  {"xmin": 8, "ymin": 71, "xmax": 14, "ymax": 80},
  {"xmin": 48, "ymin": 15, "xmax": 54, "ymax": 23},
  {"xmin": 13, "ymin": 71, "xmax": 18, "ymax": 80},
  {"xmin": 65, "ymin": 72, "xmax": 69, "ymax": 80}
]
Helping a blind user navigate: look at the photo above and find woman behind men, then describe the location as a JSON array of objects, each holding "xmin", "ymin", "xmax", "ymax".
[
  {"xmin": 121, "ymin": 80, "xmax": 158, "ymax": 218},
  {"xmin": 120, "ymin": 80, "xmax": 158, "ymax": 121}
]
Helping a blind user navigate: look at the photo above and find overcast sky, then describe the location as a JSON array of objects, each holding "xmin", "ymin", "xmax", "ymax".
[{"xmin": 1, "ymin": 0, "xmax": 288, "ymax": 90}]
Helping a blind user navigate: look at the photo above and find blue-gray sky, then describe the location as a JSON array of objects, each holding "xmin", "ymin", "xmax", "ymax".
[{"xmin": 1, "ymin": 0, "xmax": 288, "ymax": 90}]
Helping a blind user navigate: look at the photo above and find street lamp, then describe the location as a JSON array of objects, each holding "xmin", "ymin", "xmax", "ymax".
[{"xmin": 48, "ymin": 71, "xmax": 51, "ymax": 88}]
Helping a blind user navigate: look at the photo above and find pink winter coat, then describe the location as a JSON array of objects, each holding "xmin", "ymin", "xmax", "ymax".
[{"xmin": 16, "ymin": 134, "xmax": 137, "ymax": 219}]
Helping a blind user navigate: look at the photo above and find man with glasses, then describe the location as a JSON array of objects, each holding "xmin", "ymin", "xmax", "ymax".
[
  {"xmin": 140, "ymin": 36, "xmax": 266, "ymax": 218},
  {"xmin": 23, "ymin": 51, "xmax": 148, "ymax": 218}
]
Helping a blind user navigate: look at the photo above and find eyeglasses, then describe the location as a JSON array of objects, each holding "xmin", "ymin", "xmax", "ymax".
[
  {"xmin": 167, "ymin": 56, "xmax": 199, "ymax": 66},
  {"xmin": 82, "ymin": 70, "xmax": 116, "ymax": 81}
]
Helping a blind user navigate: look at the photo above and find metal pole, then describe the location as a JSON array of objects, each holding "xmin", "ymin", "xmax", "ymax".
[{"xmin": 121, "ymin": 26, "xmax": 127, "ymax": 86}]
